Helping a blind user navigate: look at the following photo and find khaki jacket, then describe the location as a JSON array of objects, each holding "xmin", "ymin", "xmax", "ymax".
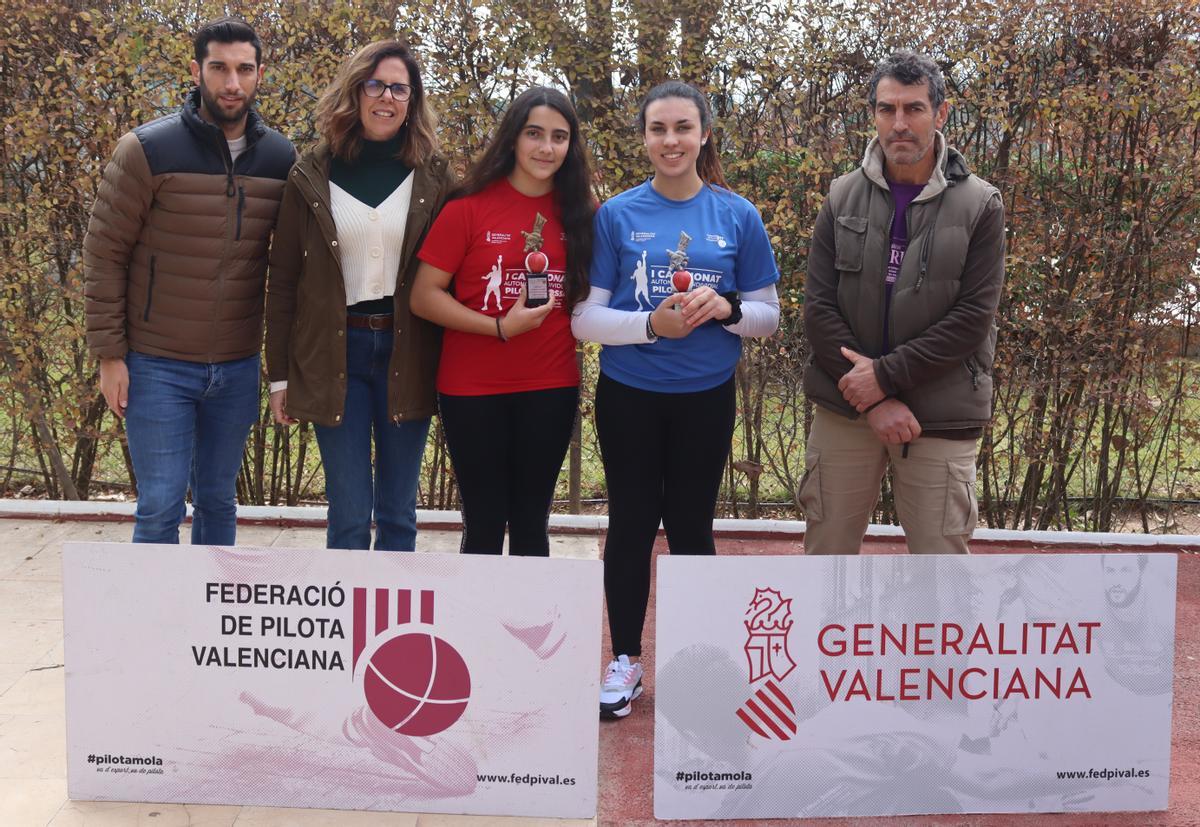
[
  {"xmin": 265, "ymin": 144, "xmax": 453, "ymax": 426},
  {"xmin": 83, "ymin": 91, "xmax": 295, "ymax": 362},
  {"xmin": 804, "ymin": 134, "xmax": 1005, "ymax": 430}
]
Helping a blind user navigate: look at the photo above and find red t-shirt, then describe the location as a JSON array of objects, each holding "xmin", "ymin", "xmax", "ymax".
[{"xmin": 418, "ymin": 178, "xmax": 579, "ymax": 396}]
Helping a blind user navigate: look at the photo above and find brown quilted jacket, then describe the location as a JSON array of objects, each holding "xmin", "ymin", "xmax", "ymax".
[{"xmin": 83, "ymin": 90, "xmax": 295, "ymax": 362}]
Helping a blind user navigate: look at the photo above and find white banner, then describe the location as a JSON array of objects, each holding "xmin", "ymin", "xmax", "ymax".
[
  {"xmin": 64, "ymin": 542, "xmax": 601, "ymax": 818},
  {"xmin": 654, "ymin": 553, "xmax": 1175, "ymax": 820}
]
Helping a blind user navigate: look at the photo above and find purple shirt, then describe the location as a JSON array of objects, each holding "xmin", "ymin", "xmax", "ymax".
[{"xmin": 883, "ymin": 181, "xmax": 925, "ymax": 351}]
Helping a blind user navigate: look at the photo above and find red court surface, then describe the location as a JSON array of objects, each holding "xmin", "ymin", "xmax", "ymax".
[{"xmin": 597, "ymin": 538, "xmax": 1199, "ymax": 827}]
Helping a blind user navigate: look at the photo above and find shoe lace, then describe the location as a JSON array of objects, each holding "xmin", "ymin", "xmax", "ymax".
[{"xmin": 605, "ymin": 659, "xmax": 630, "ymax": 684}]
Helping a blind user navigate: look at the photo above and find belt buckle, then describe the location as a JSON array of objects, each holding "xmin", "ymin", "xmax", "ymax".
[{"xmin": 369, "ymin": 315, "xmax": 389, "ymax": 331}]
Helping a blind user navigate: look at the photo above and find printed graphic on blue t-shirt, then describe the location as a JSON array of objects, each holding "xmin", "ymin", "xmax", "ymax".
[{"xmin": 590, "ymin": 181, "xmax": 780, "ymax": 393}]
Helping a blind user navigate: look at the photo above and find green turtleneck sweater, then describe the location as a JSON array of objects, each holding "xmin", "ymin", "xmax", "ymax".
[
  {"xmin": 331, "ymin": 135, "xmax": 413, "ymax": 314},
  {"xmin": 330, "ymin": 134, "xmax": 412, "ymax": 208}
]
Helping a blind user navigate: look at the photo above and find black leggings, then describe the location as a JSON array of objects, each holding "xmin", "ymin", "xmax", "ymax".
[
  {"xmin": 438, "ymin": 386, "xmax": 579, "ymax": 556},
  {"xmin": 595, "ymin": 372, "xmax": 736, "ymax": 656}
]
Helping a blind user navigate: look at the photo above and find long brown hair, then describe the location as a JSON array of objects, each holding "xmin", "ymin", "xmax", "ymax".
[
  {"xmin": 636, "ymin": 80, "xmax": 727, "ymax": 188},
  {"xmin": 314, "ymin": 40, "xmax": 438, "ymax": 166},
  {"xmin": 452, "ymin": 87, "xmax": 595, "ymax": 312}
]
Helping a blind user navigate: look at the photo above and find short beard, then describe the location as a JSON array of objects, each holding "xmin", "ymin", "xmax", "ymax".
[
  {"xmin": 198, "ymin": 77, "xmax": 255, "ymax": 126},
  {"xmin": 883, "ymin": 141, "xmax": 931, "ymax": 169},
  {"xmin": 1105, "ymin": 582, "xmax": 1141, "ymax": 609}
]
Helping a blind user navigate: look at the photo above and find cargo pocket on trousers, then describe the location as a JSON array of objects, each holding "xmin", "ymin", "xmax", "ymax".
[
  {"xmin": 797, "ymin": 456, "xmax": 823, "ymax": 523},
  {"xmin": 943, "ymin": 458, "xmax": 978, "ymax": 536}
]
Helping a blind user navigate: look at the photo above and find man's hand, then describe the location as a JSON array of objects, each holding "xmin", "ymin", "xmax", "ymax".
[
  {"xmin": 270, "ymin": 389, "xmax": 298, "ymax": 425},
  {"xmin": 99, "ymin": 357, "xmax": 129, "ymax": 418},
  {"xmin": 865, "ymin": 398, "xmax": 922, "ymax": 445},
  {"xmin": 838, "ymin": 347, "xmax": 885, "ymax": 411},
  {"xmin": 649, "ymin": 294, "xmax": 694, "ymax": 339}
]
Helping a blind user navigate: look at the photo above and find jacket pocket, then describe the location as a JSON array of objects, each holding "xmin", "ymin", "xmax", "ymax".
[
  {"xmin": 943, "ymin": 457, "xmax": 978, "ymax": 536},
  {"xmin": 143, "ymin": 256, "xmax": 157, "ymax": 322},
  {"xmin": 965, "ymin": 355, "xmax": 980, "ymax": 390},
  {"xmin": 797, "ymin": 453, "xmax": 823, "ymax": 523},
  {"xmin": 834, "ymin": 215, "xmax": 868, "ymax": 273}
]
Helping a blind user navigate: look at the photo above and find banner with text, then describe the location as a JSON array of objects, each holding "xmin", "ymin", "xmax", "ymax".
[
  {"xmin": 654, "ymin": 553, "xmax": 1175, "ymax": 820},
  {"xmin": 64, "ymin": 542, "xmax": 601, "ymax": 819}
]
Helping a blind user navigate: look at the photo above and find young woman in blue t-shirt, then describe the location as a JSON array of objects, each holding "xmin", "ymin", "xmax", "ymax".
[{"xmin": 572, "ymin": 81, "xmax": 781, "ymax": 719}]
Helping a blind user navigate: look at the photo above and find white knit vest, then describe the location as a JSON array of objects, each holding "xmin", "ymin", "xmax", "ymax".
[{"xmin": 330, "ymin": 175, "xmax": 413, "ymax": 306}]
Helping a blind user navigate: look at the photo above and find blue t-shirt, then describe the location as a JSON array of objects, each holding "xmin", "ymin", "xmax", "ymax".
[{"xmin": 589, "ymin": 181, "xmax": 780, "ymax": 392}]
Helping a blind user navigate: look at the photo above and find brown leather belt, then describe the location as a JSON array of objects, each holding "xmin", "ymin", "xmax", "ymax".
[{"xmin": 346, "ymin": 313, "xmax": 394, "ymax": 331}]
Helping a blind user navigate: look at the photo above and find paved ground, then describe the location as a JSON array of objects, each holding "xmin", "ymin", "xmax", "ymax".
[
  {"xmin": 597, "ymin": 538, "xmax": 1200, "ymax": 827},
  {"xmin": 0, "ymin": 514, "xmax": 1195, "ymax": 826}
]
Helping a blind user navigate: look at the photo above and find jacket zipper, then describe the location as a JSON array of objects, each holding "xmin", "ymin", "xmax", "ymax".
[
  {"xmin": 222, "ymin": 136, "xmax": 236, "ymax": 196},
  {"xmin": 236, "ymin": 185, "xmax": 245, "ymax": 240},
  {"xmin": 143, "ymin": 255, "xmax": 157, "ymax": 321},
  {"xmin": 966, "ymin": 356, "xmax": 979, "ymax": 390},
  {"xmin": 914, "ymin": 230, "xmax": 931, "ymax": 293},
  {"xmin": 915, "ymin": 179, "xmax": 954, "ymax": 293},
  {"xmin": 214, "ymin": 136, "xmax": 236, "ymax": 362},
  {"xmin": 881, "ymin": 192, "xmax": 896, "ymax": 352}
]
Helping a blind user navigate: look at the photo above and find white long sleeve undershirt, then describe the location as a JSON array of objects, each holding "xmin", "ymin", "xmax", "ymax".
[{"xmin": 570, "ymin": 284, "xmax": 780, "ymax": 345}]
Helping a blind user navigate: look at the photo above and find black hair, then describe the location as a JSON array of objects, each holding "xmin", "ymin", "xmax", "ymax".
[
  {"xmin": 1101, "ymin": 553, "xmax": 1149, "ymax": 571},
  {"xmin": 193, "ymin": 16, "xmax": 262, "ymax": 65},
  {"xmin": 867, "ymin": 50, "xmax": 946, "ymax": 109},
  {"xmin": 452, "ymin": 86, "xmax": 595, "ymax": 312},
  {"xmin": 636, "ymin": 80, "xmax": 727, "ymax": 188}
]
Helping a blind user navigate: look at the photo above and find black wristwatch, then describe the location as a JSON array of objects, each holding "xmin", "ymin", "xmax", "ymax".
[
  {"xmin": 645, "ymin": 313, "xmax": 659, "ymax": 342},
  {"xmin": 719, "ymin": 291, "xmax": 742, "ymax": 326}
]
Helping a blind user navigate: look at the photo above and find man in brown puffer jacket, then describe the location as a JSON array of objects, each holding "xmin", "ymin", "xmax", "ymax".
[
  {"xmin": 83, "ymin": 17, "xmax": 295, "ymax": 545},
  {"xmin": 801, "ymin": 51, "xmax": 1005, "ymax": 555}
]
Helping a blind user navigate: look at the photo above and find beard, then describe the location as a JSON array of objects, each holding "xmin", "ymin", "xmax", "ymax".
[
  {"xmin": 198, "ymin": 77, "xmax": 256, "ymax": 125},
  {"xmin": 882, "ymin": 136, "xmax": 932, "ymax": 168},
  {"xmin": 1105, "ymin": 581, "xmax": 1141, "ymax": 608}
]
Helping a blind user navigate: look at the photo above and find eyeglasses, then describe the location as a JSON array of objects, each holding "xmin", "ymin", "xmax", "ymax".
[{"xmin": 362, "ymin": 79, "xmax": 413, "ymax": 101}]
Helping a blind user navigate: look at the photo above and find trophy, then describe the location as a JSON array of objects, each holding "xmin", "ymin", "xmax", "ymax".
[
  {"xmin": 522, "ymin": 212, "xmax": 550, "ymax": 308},
  {"xmin": 666, "ymin": 230, "xmax": 693, "ymax": 310}
]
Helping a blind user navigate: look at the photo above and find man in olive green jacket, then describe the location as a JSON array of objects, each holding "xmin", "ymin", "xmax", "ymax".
[{"xmin": 801, "ymin": 51, "xmax": 1006, "ymax": 554}]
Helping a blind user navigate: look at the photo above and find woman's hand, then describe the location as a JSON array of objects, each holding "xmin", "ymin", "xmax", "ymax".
[
  {"xmin": 679, "ymin": 286, "xmax": 732, "ymax": 328},
  {"xmin": 270, "ymin": 389, "xmax": 298, "ymax": 425},
  {"xmin": 499, "ymin": 286, "xmax": 555, "ymax": 339},
  {"xmin": 649, "ymin": 293, "xmax": 694, "ymax": 339}
]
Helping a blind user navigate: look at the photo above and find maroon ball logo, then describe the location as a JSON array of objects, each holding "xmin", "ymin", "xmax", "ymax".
[
  {"xmin": 353, "ymin": 588, "xmax": 472, "ymax": 737},
  {"xmin": 363, "ymin": 632, "xmax": 471, "ymax": 736}
]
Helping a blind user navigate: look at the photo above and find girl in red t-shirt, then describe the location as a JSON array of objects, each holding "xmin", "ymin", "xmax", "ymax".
[{"xmin": 412, "ymin": 87, "xmax": 594, "ymax": 555}]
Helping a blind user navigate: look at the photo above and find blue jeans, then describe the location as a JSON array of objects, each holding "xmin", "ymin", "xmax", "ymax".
[
  {"xmin": 314, "ymin": 325, "xmax": 430, "ymax": 551},
  {"xmin": 123, "ymin": 351, "xmax": 260, "ymax": 545}
]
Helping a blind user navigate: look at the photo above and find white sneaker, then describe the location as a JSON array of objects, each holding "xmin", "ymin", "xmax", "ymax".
[{"xmin": 600, "ymin": 655, "xmax": 643, "ymax": 719}]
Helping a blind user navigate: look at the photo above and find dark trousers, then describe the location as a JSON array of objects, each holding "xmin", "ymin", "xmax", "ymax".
[
  {"xmin": 595, "ymin": 372, "xmax": 736, "ymax": 656},
  {"xmin": 438, "ymin": 386, "xmax": 579, "ymax": 556}
]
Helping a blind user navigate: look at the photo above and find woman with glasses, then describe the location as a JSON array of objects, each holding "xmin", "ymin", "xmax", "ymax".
[
  {"xmin": 266, "ymin": 40, "xmax": 453, "ymax": 550},
  {"xmin": 410, "ymin": 87, "xmax": 595, "ymax": 556}
]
